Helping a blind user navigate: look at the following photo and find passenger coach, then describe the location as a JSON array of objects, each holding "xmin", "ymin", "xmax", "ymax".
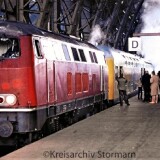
[{"xmin": 98, "ymin": 46, "xmax": 153, "ymax": 105}]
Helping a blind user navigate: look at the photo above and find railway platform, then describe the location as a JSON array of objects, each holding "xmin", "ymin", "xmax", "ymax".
[{"xmin": 1, "ymin": 96, "xmax": 160, "ymax": 160}]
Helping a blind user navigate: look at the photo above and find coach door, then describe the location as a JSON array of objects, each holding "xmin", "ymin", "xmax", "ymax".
[
  {"xmin": 114, "ymin": 66, "xmax": 119, "ymax": 99},
  {"xmin": 114, "ymin": 66, "xmax": 124, "ymax": 99},
  {"xmin": 115, "ymin": 66, "xmax": 124, "ymax": 77}
]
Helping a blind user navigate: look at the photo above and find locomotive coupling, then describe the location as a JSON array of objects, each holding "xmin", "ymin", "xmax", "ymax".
[{"xmin": 0, "ymin": 121, "xmax": 13, "ymax": 138}]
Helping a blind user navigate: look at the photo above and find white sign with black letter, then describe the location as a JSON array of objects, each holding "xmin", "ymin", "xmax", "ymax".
[{"xmin": 128, "ymin": 37, "xmax": 141, "ymax": 51}]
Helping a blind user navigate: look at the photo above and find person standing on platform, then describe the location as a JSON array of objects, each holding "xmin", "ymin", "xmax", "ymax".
[
  {"xmin": 150, "ymin": 71, "xmax": 159, "ymax": 104},
  {"xmin": 142, "ymin": 71, "xmax": 151, "ymax": 102},
  {"xmin": 157, "ymin": 71, "xmax": 160, "ymax": 101},
  {"xmin": 116, "ymin": 73, "xmax": 130, "ymax": 106}
]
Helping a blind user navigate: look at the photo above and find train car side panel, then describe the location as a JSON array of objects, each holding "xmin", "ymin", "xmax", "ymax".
[
  {"xmin": 20, "ymin": 36, "xmax": 37, "ymax": 107},
  {"xmin": 47, "ymin": 60, "xmax": 55, "ymax": 104},
  {"xmin": 32, "ymin": 36, "xmax": 48, "ymax": 107}
]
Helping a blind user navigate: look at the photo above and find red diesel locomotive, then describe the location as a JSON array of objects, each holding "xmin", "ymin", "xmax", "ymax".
[
  {"xmin": 0, "ymin": 21, "xmax": 108, "ymax": 145},
  {"xmin": 0, "ymin": 21, "xmax": 153, "ymax": 146}
]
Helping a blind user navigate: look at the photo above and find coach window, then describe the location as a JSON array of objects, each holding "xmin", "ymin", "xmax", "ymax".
[
  {"xmin": 71, "ymin": 47, "xmax": 80, "ymax": 61},
  {"xmin": 35, "ymin": 40, "xmax": 43, "ymax": 58},
  {"xmin": 0, "ymin": 38, "xmax": 20, "ymax": 58},
  {"xmin": 62, "ymin": 44, "xmax": 71, "ymax": 61},
  {"xmin": 78, "ymin": 49, "xmax": 86, "ymax": 62}
]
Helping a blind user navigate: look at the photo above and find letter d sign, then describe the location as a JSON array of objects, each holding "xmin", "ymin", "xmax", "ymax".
[{"xmin": 128, "ymin": 37, "xmax": 141, "ymax": 51}]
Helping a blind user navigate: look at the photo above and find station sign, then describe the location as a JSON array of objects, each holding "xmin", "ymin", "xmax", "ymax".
[{"xmin": 128, "ymin": 37, "xmax": 141, "ymax": 51}]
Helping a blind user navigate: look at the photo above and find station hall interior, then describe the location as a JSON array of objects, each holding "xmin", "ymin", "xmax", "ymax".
[
  {"xmin": 0, "ymin": 0, "xmax": 160, "ymax": 159},
  {"xmin": 0, "ymin": 0, "xmax": 159, "ymax": 69}
]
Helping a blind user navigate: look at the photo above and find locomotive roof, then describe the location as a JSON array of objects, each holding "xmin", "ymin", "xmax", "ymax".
[{"xmin": 0, "ymin": 20, "xmax": 98, "ymax": 50}]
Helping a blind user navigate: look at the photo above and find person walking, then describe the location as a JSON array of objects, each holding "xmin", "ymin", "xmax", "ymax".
[
  {"xmin": 150, "ymin": 71, "xmax": 159, "ymax": 104},
  {"xmin": 116, "ymin": 73, "xmax": 130, "ymax": 106}
]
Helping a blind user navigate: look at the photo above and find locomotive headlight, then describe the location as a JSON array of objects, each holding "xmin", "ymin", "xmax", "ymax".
[
  {"xmin": 5, "ymin": 95, "xmax": 17, "ymax": 105},
  {"xmin": 0, "ymin": 94, "xmax": 17, "ymax": 106}
]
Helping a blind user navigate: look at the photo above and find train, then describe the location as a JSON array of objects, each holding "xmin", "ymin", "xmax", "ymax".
[{"xmin": 0, "ymin": 21, "xmax": 153, "ymax": 146}]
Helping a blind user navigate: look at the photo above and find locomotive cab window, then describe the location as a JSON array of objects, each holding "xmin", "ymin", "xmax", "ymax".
[{"xmin": 0, "ymin": 38, "xmax": 20, "ymax": 59}]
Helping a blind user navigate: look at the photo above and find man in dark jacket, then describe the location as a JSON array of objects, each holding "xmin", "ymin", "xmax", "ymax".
[
  {"xmin": 142, "ymin": 71, "xmax": 151, "ymax": 102},
  {"xmin": 116, "ymin": 73, "xmax": 130, "ymax": 106}
]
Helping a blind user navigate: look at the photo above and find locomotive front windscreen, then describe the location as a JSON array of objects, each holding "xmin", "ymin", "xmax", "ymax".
[{"xmin": 0, "ymin": 38, "xmax": 19, "ymax": 59}]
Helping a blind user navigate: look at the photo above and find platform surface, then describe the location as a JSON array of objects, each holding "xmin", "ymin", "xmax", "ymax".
[{"xmin": 1, "ymin": 96, "xmax": 160, "ymax": 160}]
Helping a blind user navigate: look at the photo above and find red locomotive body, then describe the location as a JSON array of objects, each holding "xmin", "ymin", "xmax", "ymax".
[{"xmin": 0, "ymin": 21, "xmax": 108, "ymax": 145}]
